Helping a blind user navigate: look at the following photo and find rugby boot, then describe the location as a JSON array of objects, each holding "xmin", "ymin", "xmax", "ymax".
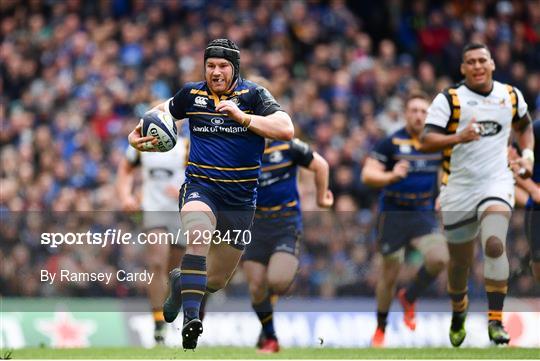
[
  {"xmin": 371, "ymin": 327, "xmax": 385, "ymax": 348},
  {"xmin": 163, "ymin": 268, "xmax": 182, "ymax": 323},
  {"xmin": 397, "ymin": 288, "xmax": 417, "ymax": 331},
  {"xmin": 488, "ymin": 320, "xmax": 510, "ymax": 345},
  {"xmin": 449, "ymin": 310, "xmax": 467, "ymax": 347},
  {"xmin": 257, "ymin": 337, "xmax": 280, "ymax": 353},
  {"xmin": 182, "ymin": 318, "xmax": 203, "ymax": 350}
]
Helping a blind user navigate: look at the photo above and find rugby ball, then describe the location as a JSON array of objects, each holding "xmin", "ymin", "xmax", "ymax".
[{"xmin": 141, "ymin": 110, "xmax": 177, "ymax": 152}]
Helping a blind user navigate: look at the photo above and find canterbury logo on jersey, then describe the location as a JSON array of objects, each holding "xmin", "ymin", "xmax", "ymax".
[{"xmin": 194, "ymin": 96, "xmax": 207, "ymax": 107}]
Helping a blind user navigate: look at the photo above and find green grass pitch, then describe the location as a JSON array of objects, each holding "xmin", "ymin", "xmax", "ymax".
[{"xmin": 7, "ymin": 347, "xmax": 540, "ymax": 359}]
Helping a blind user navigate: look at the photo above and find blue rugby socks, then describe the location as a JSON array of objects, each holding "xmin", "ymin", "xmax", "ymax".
[
  {"xmin": 405, "ymin": 266, "xmax": 437, "ymax": 303},
  {"xmin": 180, "ymin": 254, "xmax": 207, "ymax": 321},
  {"xmin": 253, "ymin": 295, "xmax": 276, "ymax": 340}
]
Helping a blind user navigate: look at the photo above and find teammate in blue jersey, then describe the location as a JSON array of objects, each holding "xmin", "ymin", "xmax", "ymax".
[
  {"xmin": 361, "ymin": 93, "xmax": 449, "ymax": 347},
  {"xmin": 511, "ymin": 120, "xmax": 540, "ymax": 282},
  {"xmin": 128, "ymin": 39, "xmax": 294, "ymax": 349},
  {"xmin": 243, "ymin": 137, "xmax": 333, "ymax": 353}
]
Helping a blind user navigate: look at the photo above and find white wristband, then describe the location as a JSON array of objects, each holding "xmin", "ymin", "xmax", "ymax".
[{"xmin": 522, "ymin": 148, "xmax": 535, "ymax": 163}]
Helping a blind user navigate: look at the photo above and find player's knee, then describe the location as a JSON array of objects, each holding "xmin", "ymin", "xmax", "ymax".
[
  {"xmin": 426, "ymin": 255, "xmax": 448, "ymax": 274},
  {"xmin": 485, "ymin": 236, "xmax": 504, "ymax": 258},
  {"xmin": 248, "ymin": 280, "xmax": 267, "ymax": 300},
  {"xmin": 147, "ymin": 257, "xmax": 167, "ymax": 275},
  {"xmin": 268, "ymin": 279, "xmax": 291, "ymax": 296}
]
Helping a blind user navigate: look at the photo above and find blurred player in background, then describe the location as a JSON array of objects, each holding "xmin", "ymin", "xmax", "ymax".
[
  {"xmin": 243, "ymin": 136, "xmax": 333, "ymax": 353},
  {"xmin": 510, "ymin": 120, "xmax": 540, "ymax": 282},
  {"xmin": 362, "ymin": 93, "xmax": 448, "ymax": 347},
  {"xmin": 421, "ymin": 43, "xmax": 534, "ymax": 346},
  {"xmin": 117, "ymin": 135, "xmax": 188, "ymax": 345},
  {"xmin": 128, "ymin": 38, "xmax": 293, "ymax": 349}
]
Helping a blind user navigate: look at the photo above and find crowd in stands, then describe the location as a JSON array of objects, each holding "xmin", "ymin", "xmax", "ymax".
[{"xmin": 1, "ymin": 0, "xmax": 539, "ymax": 299}]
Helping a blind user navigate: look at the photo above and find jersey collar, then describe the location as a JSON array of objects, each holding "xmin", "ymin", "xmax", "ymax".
[{"xmin": 463, "ymin": 81, "xmax": 494, "ymax": 97}]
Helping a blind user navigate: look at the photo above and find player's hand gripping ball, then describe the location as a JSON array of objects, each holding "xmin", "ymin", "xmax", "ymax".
[{"xmin": 141, "ymin": 110, "xmax": 177, "ymax": 152}]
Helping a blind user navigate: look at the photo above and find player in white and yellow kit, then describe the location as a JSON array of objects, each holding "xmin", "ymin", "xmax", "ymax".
[
  {"xmin": 117, "ymin": 136, "xmax": 188, "ymax": 344},
  {"xmin": 420, "ymin": 43, "xmax": 534, "ymax": 347}
]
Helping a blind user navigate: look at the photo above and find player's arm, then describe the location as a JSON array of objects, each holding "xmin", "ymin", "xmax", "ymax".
[
  {"xmin": 116, "ymin": 150, "xmax": 140, "ymax": 212},
  {"xmin": 515, "ymin": 176, "xmax": 540, "ymax": 205},
  {"xmin": 361, "ymin": 157, "xmax": 409, "ymax": 188},
  {"xmin": 290, "ymin": 138, "xmax": 333, "ymax": 208},
  {"xmin": 362, "ymin": 136, "xmax": 409, "ymax": 188},
  {"xmin": 419, "ymin": 93, "xmax": 480, "ymax": 152},
  {"xmin": 215, "ymin": 103, "xmax": 293, "ymax": 140},
  {"xmin": 215, "ymin": 85, "xmax": 293, "ymax": 140},
  {"xmin": 245, "ymin": 111, "xmax": 294, "ymax": 141},
  {"xmin": 308, "ymin": 152, "xmax": 333, "ymax": 208},
  {"xmin": 511, "ymin": 112, "xmax": 534, "ymax": 178},
  {"xmin": 420, "ymin": 124, "xmax": 480, "ymax": 152}
]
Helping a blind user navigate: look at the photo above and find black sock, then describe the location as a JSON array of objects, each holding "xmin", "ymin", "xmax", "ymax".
[
  {"xmin": 180, "ymin": 254, "xmax": 207, "ymax": 321},
  {"xmin": 449, "ymin": 291, "xmax": 468, "ymax": 331},
  {"xmin": 405, "ymin": 266, "xmax": 437, "ymax": 303},
  {"xmin": 487, "ymin": 291, "xmax": 506, "ymax": 323},
  {"xmin": 253, "ymin": 295, "xmax": 276, "ymax": 339},
  {"xmin": 376, "ymin": 311, "xmax": 389, "ymax": 331}
]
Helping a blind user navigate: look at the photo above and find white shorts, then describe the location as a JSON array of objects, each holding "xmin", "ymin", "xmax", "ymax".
[
  {"xmin": 143, "ymin": 211, "xmax": 185, "ymax": 247},
  {"xmin": 440, "ymin": 180, "xmax": 514, "ymax": 243}
]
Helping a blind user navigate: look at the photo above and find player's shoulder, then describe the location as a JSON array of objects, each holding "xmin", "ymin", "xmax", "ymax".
[
  {"xmin": 429, "ymin": 82, "xmax": 463, "ymax": 108},
  {"xmin": 236, "ymin": 78, "xmax": 273, "ymax": 100},
  {"xmin": 495, "ymin": 81, "xmax": 526, "ymax": 98},
  {"xmin": 440, "ymin": 81, "xmax": 465, "ymax": 96},
  {"xmin": 239, "ymin": 78, "xmax": 265, "ymax": 91},
  {"xmin": 390, "ymin": 127, "xmax": 409, "ymax": 140},
  {"xmin": 180, "ymin": 81, "xmax": 206, "ymax": 94},
  {"xmin": 372, "ymin": 131, "xmax": 397, "ymax": 153}
]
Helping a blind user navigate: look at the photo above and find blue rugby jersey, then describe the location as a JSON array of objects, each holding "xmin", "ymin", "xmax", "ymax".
[
  {"xmin": 370, "ymin": 127, "xmax": 442, "ymax": 211},
  {"xmin": 167, "ymin": 79, "xmax": 281, "ymax": 206},
  {"xmin": 256, "ymin": 139, "xmax": 314, "ymax": 217}
]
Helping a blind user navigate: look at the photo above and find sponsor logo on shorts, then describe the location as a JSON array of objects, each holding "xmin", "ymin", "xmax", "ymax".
[
  {"xmin": 269, "ymin": 151, "xmax": 283, "ymax": 163},
  {"xmin": 188, "ymin": 192, "xmax": 200, "ymax": 200},
  {"xmin": 275, "ymin": 244, "xmax": 295, "ymax": 253}
]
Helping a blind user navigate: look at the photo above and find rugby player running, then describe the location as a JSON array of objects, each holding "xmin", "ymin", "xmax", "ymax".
[{"xmin": 128, "ymin": 39, "xmax": 293, "ymax": 349}]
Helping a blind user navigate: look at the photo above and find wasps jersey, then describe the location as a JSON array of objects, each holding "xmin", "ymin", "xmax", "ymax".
[
  {"xmin": 166, "ymin": 78, "xmax": 281, "ymax": 206},
  {"xmin": 125, "ymin": 137, "xmax": 188, "ymax": 211},
  {"xmin": 425, "ymin": 81, "xmax": 528, "ymax": 187},
  {"xmin": 371, "ymin": 127, "xmax": 442, "ymax": 211},
  {"xmin": 256, "ymin": 139, "xmax": 314, "ymax": 217}
]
